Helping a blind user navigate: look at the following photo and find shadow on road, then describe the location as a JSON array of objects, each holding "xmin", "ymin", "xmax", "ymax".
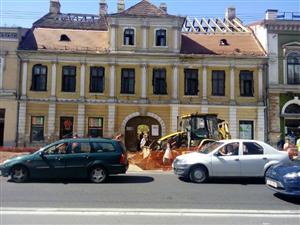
[
  {"xmin": 7, "ymin": 175, "xmax": 154, "ymax": 184},
  {"xmin": 274, "ymin": 193, "xmax": 300, "ymax": 205},
  {"xmin": 179, "ymin": 177, "xmax": 265, "ymax": 185},
  {"xmin": 106, "ymin": 175, "xmax": 154, "ymax": 183}
]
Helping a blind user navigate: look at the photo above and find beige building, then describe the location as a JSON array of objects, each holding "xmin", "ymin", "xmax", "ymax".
[
  {"xmin": 17, "ymin": 0, "xmax": 267, "ymax": 149},
  {"xmin": 0, "ymin": 27, "xmax": 27, "ymax": 146}
]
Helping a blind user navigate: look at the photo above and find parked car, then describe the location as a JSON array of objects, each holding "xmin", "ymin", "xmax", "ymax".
[
  {"xmin": 172, "ymin": 139, "xmax": 290, "ymax": 183},
  {"xmin": 265, "ymin": 156, "xmax": 300, "ymax": 196},
  {"xmin": 0, "ymin": 138, "xmax": 128, "ymax": 183}
]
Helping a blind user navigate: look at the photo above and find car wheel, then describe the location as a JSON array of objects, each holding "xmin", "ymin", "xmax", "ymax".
[
  {"xmin": 10, "ymin": 166, "xmax": 29, "ymax": 183},
  {"xmin": 189, "ymin": 166, "xmax": 208, "ymax": 183},
  {"xmin": 89, "ymin": 166, "xmax": 107, "ymax": 183}
]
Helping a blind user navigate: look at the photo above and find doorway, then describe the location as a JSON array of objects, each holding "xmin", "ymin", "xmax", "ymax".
[{"xmin": 125, "ymin": 116, "xmax": 161, "ymax": 151}]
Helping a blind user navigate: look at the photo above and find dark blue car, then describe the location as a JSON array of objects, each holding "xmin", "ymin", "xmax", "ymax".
[{"xmin": 265, "ymin": 156, "xmax": 300, "ymax": 196}]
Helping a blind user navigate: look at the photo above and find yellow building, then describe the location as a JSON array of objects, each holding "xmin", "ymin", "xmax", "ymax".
[
  {"xmin": 17, "ymin": 0, "xmax": 267, "ymax": 150},
  {"xmin": 0, "ymin": 27, "xmax": 27, "ymax": 146}
]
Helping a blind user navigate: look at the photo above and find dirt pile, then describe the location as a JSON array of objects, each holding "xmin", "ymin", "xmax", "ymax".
[{"xmin": 128, "ymin": 146, "xmax": 198, "ymax": 170}]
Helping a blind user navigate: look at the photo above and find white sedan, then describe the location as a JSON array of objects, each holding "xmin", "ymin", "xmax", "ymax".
[{"xmin": 172, "ymin": 139, "xmax": 290, "ymax": 183}]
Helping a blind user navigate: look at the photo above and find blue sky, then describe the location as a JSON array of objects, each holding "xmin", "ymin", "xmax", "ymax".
[{"xmin": 1, "ymin": 0, "xmax": 300, "ymax": 28}]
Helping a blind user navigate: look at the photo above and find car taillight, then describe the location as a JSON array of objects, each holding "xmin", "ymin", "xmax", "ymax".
[{"xmin": 120, "ymin": 152, "xmax": 127, "ymax": 164}]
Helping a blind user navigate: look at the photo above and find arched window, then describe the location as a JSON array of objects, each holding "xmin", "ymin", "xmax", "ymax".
[
  {"xmin": 287, "ymin": 52, "xmax": 300, "ymax": 84},
  {"xmin": 285, "ymin": 103, "xmax": 300, "ymax": 114},
  {"xmin": 123, "ymin": 28, "xmax": 134, "ymax": 46},
  {"xmin": 155, "ymin": 29, "xmax": 166, "ymax": 46},
  {"xmin": 31, "ymin": 64, "xmax": 47, "ymax": 91}
]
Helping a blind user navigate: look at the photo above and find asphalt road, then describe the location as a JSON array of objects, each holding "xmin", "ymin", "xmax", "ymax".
[{"xmin": 1, "ymin": 172, "xmax": 300, "ymax": 225}]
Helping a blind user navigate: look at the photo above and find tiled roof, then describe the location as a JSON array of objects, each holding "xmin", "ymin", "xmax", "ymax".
[
  {"xmin": 180, "ymin": 33, "xmax": 266, "ymax": 56},
  {"xmin": 19, "ymin": 28, "xmax": 109, "ymax": 53},
  {"xmin": 110, "ymin": 0, "xmax": 177, "ymax": 18},
  {"xmin": 33, "ymin": 13, "xmax": 108, "ymax": 31}
]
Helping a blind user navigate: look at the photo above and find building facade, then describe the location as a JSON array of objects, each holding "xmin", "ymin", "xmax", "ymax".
[
  {"xmin": 0, "ymin": 27, "xmax": 27, "ymax": 146},
  {"xmin": 250, "ymin": 10, "xmax": 300, "ymax": 145},
  {"xmin": 17, "ymin": 0, "xmax": 267, "ymax": 149}
]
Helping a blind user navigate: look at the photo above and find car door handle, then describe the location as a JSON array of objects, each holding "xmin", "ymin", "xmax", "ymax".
[
  {"xmin": 234, "ymin": 159, "xmax": 239, "ymax": 161},
  {"xmin": 55, "ymin": 157, "xmax": 62, "ymax": 161},
  {"xmin": 262, "ymin": 157, "xmax": 268, "ymax": 160}
]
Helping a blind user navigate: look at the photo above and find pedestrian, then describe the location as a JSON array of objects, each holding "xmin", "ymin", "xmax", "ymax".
[
  {"xmin": 296, "ymin": 137, "xmax": 300, "ymax": 156},
  {"xmin": 140, "ymin": 134, "xmax": 148, "ymax": 150},
  {"xmin": 283, "ymin": 137, "xmax": 292, "ymax": 151},
  {"xmin": 276, "ymin": 134, "xmax": 284, "ymax": 150},
  {"xmin": 114, "ymin": 133, "xmax": 123, "ymax": 142},
  {"xmin": 163, "ymin": 142, "xmax": 173, "ymax": 165}
]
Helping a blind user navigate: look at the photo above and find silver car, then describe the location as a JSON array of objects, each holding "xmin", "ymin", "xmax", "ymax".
[{"xmin": 172, "ymin": 139, "xmax": 290, "ymax": 183}]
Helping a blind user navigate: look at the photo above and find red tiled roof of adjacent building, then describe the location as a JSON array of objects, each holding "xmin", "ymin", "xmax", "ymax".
[
  {"xmin": 19, "ymin": 28, "xmax": 109, "ymax": 53},
  {"xmin": 181, "ymin": 33, "xmax": 266, "ymax": 56},
  {"xmin": 110, "ymin": 0, "xmax": 177, "ymax": 18}
]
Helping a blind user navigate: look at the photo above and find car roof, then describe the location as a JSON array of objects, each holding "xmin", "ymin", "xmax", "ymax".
[
  {"xmin": 218, "ymin": 139, "xmax": 263, "ymax": 143},
  {"xmin": 57, "ymin": 138, "xmax": 117, "ymax": 143}
]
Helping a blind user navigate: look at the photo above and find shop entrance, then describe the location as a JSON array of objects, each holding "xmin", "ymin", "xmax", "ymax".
[
  {"xmin": 284, "ymin": 119, "xmax": 300, "ymax": 143},
  {"xmin": 125, "ymin": 116, "xmax": 161, "ymax": 151}
]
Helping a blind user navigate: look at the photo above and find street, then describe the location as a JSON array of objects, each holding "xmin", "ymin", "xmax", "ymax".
[{"xmin": 0, "ymin": 172, "xmax": 299, "ymax": 224}]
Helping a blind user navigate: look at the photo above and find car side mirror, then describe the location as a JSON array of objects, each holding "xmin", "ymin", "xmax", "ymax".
[
  {"xmin": 214, "ymin": 152, "xmax": 220, "ymax": 157},
  {"xmin": 39, "ymin": 151, "xmax": 45, "ymax": 157}
]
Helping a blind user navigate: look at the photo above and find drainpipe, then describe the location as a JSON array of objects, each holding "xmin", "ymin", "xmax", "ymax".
[
  {"xmin": 264, "ymin": 62, "xmax": 270, "ymax": 144},
  {"xmin": 16, "ymin": 52, "xmax": 22, "ymax": 147}
]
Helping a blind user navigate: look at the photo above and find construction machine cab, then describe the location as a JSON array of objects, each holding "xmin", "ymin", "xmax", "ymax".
[{"xmin": 179, "ymin": 113, "xmax": 220, "ymax": 140}]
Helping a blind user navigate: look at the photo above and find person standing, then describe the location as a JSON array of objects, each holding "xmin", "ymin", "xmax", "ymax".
[
  {"xmin": 163, "ymin": 142, "xmax": 173, "ymax": 165},
  {"xmin": 140, "ymin": 134, "xmax": 148, "ymax": 150},
  {"xmin": 296, "ymin": 137, "xmax": 300, "ymax": 156}
]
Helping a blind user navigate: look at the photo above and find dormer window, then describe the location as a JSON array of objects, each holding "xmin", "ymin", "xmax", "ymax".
[
  {"xmin": 60, "ymin": 34, "xmax": 70, "ymax": 42},
  {"xmin": 123, "ymin": 28, "xmax": 134, "ymax": 46},
  {"xmin": 220, "ymin": 39, "xmax": 229, "ymax": 46},
  {"xmin": 155, "ymin": 29, "xmax": 166, "ymax": 46}
]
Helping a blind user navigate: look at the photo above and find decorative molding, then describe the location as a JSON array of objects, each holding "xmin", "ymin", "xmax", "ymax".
[
  {"xmin": 120, "ymin": 111, "xmax": 166, "ymax": 137},
  {"xmin": 281, "ymin": 96, "xmax": 300, "ymax": 115}
]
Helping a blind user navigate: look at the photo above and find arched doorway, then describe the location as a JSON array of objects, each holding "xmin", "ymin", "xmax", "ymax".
[
  {"xmin": 125, "ymin": 116, "xmax": 161, "ymax": 151},
  {"xmin": 281, "ymin": 97, "xmax": 300, "ymax": 143}
]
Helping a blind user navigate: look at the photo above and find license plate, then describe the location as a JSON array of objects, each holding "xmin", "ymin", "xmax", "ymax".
[{"xmin": 266, "ymin": 179, "xmax": 278, "ymax": 188}]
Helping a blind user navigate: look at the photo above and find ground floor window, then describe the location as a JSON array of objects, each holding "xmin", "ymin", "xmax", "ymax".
[
  {"xmin": 239, "ymin": 120, "xmax": 254, "ymax": 139},
  {"xmin": 60, "ymin": 117, "xmax": 73, "ymax": 139},
  {"xmin": 31, "ymin": 116, "xmax": 44, "ymax": 142},
  {"xmin": 88, "ymin": 117, "xmax": 103, "ymax": 137}
]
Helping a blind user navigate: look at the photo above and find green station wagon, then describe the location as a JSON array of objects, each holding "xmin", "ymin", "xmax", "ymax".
[{"xmin": 0, "ymin": 138, "xmax": 128, "ymax": 183}]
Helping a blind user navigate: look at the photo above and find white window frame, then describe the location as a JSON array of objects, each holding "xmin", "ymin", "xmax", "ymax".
[
  {"xmin": 122, "ymin": 27, "xmax": 136, "ymax": 47},
  {"xmin": 284, "ymin": 50, "xmax": 300, "ymax": 85},
  {"xmin": 238, "ymin": 120, "xmax": 255, "ymax": 140},
  {"xmin": 153, "ymin": 28, "xmax": 168, "ymax": 48}
]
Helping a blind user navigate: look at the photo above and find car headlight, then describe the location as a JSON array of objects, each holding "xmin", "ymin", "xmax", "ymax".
[
  {"xmin": 284, "ymin": 172, "xmax": 300, "ymax": 179},
  {"xmin": 176, "ymin": 159, "xmax": 189, "ymax": 165}
]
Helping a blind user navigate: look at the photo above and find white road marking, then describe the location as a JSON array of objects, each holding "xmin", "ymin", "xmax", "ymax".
[{"xmin": 1, "ymin": 208, "xmax": 299, "ymax": 218}]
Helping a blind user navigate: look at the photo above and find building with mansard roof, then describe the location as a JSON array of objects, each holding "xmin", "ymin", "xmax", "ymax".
[
  {"xmin": 250, "ymin": 10, "xmax": 300, "ymax": 146},
  {"xmin": 17, "ymin": 0, "xmax": 266, "ymax": 149}
]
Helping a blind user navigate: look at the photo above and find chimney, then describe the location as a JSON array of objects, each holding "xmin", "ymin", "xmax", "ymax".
[
  {"xmin": 265, "ymin": 9, "xmax": 278, "ymax": 20},
  {"xmin": 117, "ymin": 0, "xmax": 125, "ymax": 13},
  {"xmin": 159, "ymin": 3, "xmax": 167, "ymax": 12},
  {"xmin": 49, "ymin": 0, "xmax": 61, "ymax": 14},
  {"xmin": 99, "ymin": 0, "xmax": 108, "ymax": 16},
  {"xmin": 225, "ymin": 7, "xmax": 236, "ymax": 20}
]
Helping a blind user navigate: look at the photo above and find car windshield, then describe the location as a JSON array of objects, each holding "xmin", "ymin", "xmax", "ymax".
[{"xmin": 198, "ymin": 141, "xmax": 223, "ymax": 154}]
